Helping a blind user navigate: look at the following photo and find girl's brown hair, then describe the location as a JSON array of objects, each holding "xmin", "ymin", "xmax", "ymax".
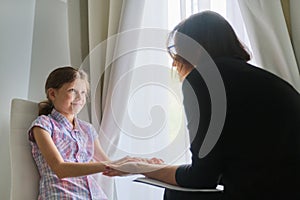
[{"xmin": 38, "ymin": 66, "xmax": 89, "ymax": 116}]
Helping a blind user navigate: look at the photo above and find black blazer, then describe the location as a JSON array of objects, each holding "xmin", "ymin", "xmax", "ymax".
[{"xmin": 175, "ymin": 57, "xmax": 300, "ymax": 200}]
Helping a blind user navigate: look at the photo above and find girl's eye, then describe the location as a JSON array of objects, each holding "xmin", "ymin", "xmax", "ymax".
[{"xmin": 82, "ymin": 91, "xmax": 88, "ymax": 98}]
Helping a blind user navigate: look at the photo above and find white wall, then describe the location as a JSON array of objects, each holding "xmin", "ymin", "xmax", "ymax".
[
  {"xmin": 0, "ymin": 0, "xmax": 70, "ymax": 199},
  {"xmin": 0, "ymin": 1, "xmax": 35, "ymax": 199},
  {"xmin": 28, "ymin": 0, "xmax": 70, "ymax": 101}
]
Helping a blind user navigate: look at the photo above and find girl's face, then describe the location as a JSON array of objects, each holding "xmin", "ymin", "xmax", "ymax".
[{"xmin": 49, "ymin": 78, "xmax": 87, "ymax": 123}]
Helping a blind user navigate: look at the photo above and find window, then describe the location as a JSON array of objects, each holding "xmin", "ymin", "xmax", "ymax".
[{"xmin": 168, "ymin": 0, "xmax": 253, "ymax": 63}]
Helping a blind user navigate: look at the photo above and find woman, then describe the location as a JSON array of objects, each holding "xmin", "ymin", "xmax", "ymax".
[{"xmin": 104, "ymin": 11, "xmax": 300, "ymax": 200}]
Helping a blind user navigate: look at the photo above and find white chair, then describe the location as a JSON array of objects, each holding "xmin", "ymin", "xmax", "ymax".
[
  {"xmin": 10, "ymin": 98, "xmax": 39, "ymax": 200},
  {"xmin": 9, "ymin": 98, "xmax": 117, "ymax": 200}
]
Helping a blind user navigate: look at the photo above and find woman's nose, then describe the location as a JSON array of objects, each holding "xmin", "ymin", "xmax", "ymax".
[{"xmin": 172, "ymin": 60, "xmax": 176, "ymax": 67}]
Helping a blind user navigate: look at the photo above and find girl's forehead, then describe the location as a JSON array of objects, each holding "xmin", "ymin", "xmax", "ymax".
[{"xmin": 63, "ymin": 79, "xmax": 88, "ymax": 89}]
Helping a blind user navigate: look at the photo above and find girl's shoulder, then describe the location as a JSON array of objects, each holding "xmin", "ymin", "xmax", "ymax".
[
  {"xmin": 76, "ymin": 118, "xmax": 98, "ymax": 138},
  {"xmin": 76, "ymin": 118, "xmax": 95, "ymax": 130},
  {"xmin": 76, "ymin": 118, "xmax": 92, "ymax": 126},
  {"xmin": 32, "ymin": 114, "xmax": 52, "ymax": 126},
  {"xmin": 28, "ymin": 115, "xmax": 54, "ymax": 142}
]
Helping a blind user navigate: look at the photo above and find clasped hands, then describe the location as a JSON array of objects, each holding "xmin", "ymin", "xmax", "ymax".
[{"xmin": 103, "ymin": 156, "xmax": 165, "ymax": 177}]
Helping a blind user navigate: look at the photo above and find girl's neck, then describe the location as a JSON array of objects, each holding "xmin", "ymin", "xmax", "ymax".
[
  {"xmin": 57, "ymin": 111, "xmax": 75, "ymax": 127},
  {"xmin": 66, "ymin": 115, "xmax": 76, "ymax": 127}
]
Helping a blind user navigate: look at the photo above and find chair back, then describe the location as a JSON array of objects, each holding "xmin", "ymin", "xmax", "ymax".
[{"xmin": 10, "ymin": 98, "xmax": 39, "ymax": 200}]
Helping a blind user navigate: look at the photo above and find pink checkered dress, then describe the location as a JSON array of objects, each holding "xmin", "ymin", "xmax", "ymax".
[{"xmin": 28, "ymin": 109, "xmax": 108, "ymax": 200}]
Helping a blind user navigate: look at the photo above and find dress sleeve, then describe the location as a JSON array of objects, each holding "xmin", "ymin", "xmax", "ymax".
[
  {"xmin": 28, "ymin": 115, "xmax": 52, "ymax": 142},
  {"xmin": 76, "ymin": 119, "xmax": 98, "ymax": 141},
  {"xmin": 90, "ymin": 125, "xmax": 99, "ymax": 140}
]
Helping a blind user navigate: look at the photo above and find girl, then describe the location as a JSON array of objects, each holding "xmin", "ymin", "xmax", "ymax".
[
  {"xmin": 28, "ymin": 67, "xmax": 162, "ymax": 199},
  {"xmin": 28, "ymin": 66, "xmax": 110, "ymax": 199}
]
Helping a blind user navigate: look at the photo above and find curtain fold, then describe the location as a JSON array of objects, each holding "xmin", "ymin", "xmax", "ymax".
[
  {"xmin": 280, "ymin": 0, "xmax": 291, "ymax": 36},
  {"xmin": 237, "ymin": 0, "xmax": 300, "ymax": 91},
  {"xmin": 290, "ymin": 0, "xmax": 300, "ymax": 72},
  {"xmin": 68, "ymin": 1, "xmax": 146, "ymax": 199},
  {"xmin": 68, "ymin": 0, "xmax": 147, "ymax": 157},
  {"xmin": 66, "ymin": 1, "xmax": 293, "ymax": 199}
]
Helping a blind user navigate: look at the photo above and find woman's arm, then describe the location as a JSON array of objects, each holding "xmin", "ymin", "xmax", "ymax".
[
  {"xmin": 104, "ymin": 161, "xmax": 180, "ymax": 186},
  {"xmin": 33, "ymin": 126, "xmax": 107, "ymax": 179},
  {"xmin": 142, "ymin": 164, "xmax": 179, "ymax": 185}
]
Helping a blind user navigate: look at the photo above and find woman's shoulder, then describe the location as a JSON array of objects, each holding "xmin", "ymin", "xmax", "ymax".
[
  {"xmin": 214, "ymin": 57, "xmax": 299, "ymax": 95},
  {"xmin": 213, "ymin": 56, "xmax": 277, "ymax": 77},
  {"xmin": 213, "ymin": 57, "xmax": 253, "ymax": 72},
  {"xmin": 213, "ymin": 57, "xmax": 278, "ymax": 80}
]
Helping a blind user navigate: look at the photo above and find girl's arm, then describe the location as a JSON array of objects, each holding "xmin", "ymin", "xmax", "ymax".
[
  {"xmin": 32, "ymin": 126, "xmax": 107, "ymax": 179},
  {"xmin": 104, "ymin": 162, "xmax": 179, "ymax": 186}
]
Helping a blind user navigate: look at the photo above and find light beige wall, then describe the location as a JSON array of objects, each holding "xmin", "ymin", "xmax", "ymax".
[
  {"xmin": 0, "ymin": 1, "xmax": 35, "ymax": 199},
  {"xmin": 0, "ymin": 0, "xmax": 70, "ymax": 199},
  {"xmin": 28, "ymin": 0, "xmax": 70, "ymax": 102}
]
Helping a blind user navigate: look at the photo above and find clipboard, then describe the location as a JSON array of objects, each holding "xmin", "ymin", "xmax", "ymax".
[{"xmin": 134, "ymin": 177, "xmax": 223, "ymax": 192}]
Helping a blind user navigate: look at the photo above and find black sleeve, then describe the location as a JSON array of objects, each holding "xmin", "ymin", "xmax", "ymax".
[
  {"xmin": 176, "ymin": 151, "xmax": 222, "ymax": 188},
  {"xmin": 176, "ymin": 68, "xmax": 222, "ymax": 188}
]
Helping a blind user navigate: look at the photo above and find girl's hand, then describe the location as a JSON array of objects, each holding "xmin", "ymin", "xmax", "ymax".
[
  {"xmin": 108, "ymin": 156, "xmax": 164, "ymax": 165},
  {"xmin": 103, "ymin": 162, "xmax": 142, "ymax": 177},
  {"xmin": 102, "ymin": 156, "xmax": 164, "ymax": 177},
  {"xmin": 134, "ymin": 157, "xmax": 164, "ymax": 165},
  {"xmin": 146, "ymin": 157, "xmax": 164, "ymax": 164},
  {"xmin": 102, "ymin": 156, "xmax": 142, "ymax": 177}
]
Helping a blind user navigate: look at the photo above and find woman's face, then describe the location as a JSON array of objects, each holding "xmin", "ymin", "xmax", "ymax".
[
  {"xmin": 172, "ymin": 55, "xmax": 194, "ymax": 81},
  {"xmin": 49, "ymin": 78, "xmax": 87, "ymax": 122}
]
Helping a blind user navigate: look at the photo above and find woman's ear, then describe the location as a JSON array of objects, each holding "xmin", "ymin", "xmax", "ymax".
[{"xmin": 47, "ymin": 88, "xmax": 56, "ymax": 101}]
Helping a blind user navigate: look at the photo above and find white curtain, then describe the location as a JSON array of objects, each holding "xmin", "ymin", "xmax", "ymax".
[
  {"xmin": 290, "ymin": 0, "xmax": 300, "ymax": 73},
  {"xmin": 81, "ymin": 0, "xmax": 189, "ymax": 199},
  {"xmin": 68, "ymin": 0, "xmax": 255, "ymax": 199},
  {"xmin": 176, "ymin": 0, "xmax": 252, "ymax": 62},
  {"xmin": 99, "ymin": 1, "xmax": 252, "ymax": 199},
  {"xmin": 237, "ymin": 0, "xmax": 300, "ymax": 91},
  {"xmin": 100, "ymin": 1, "xmax": 189, "ymax": 199},
  {"xmin": 68, "ymin": 0, "xmax": 147, "ymax": 199}
]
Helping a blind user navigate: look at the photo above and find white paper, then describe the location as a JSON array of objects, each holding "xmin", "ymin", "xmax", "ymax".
[{"xmin": 133, "ymin": 177, "xmax": 223, "ymax": 192}]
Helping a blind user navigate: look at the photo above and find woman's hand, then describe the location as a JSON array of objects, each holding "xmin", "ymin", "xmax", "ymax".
[
  {"xmin": 107, "ymin": 156, "xmax": 164, "ymax": 165},
  {"xmin": 132, "ymin": 157, "xmax": 164, "ymax": 165},
  {"xmin": 103, "ymin": 156, "xmax": 165, "ymax": 177}
]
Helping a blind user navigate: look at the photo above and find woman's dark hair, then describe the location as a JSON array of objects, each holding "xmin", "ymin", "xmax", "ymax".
[
  {"xmin": 167, "ymin": 10, "xmax": 250, "ymax": 62},
  {"xmin": 38, "ymin": 66, "xmax": 89, "ymax": 116}
]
